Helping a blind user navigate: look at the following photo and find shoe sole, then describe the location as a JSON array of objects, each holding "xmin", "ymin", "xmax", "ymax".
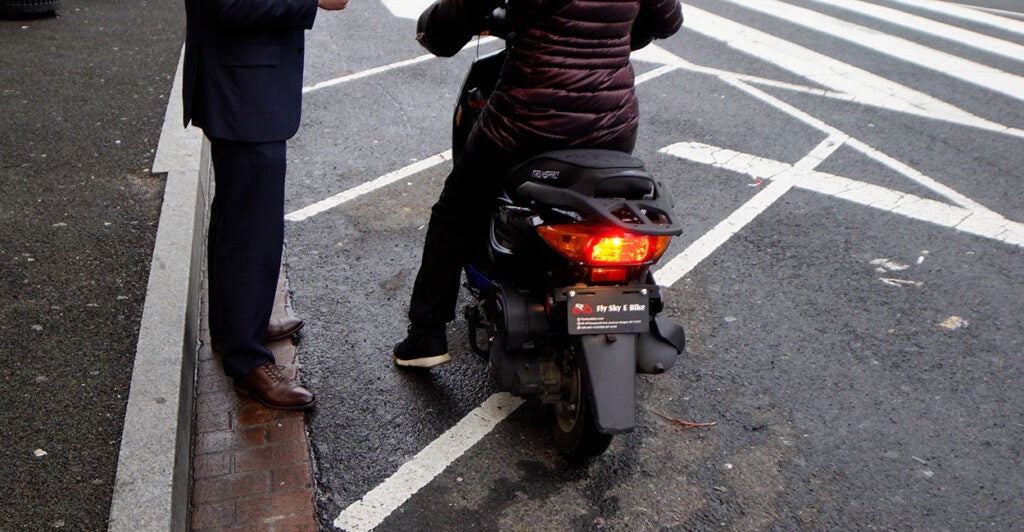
[
  {"xmin": 393, "ymin": 352, "xmax": 452, "ymax": 369},
  {"xmin": 233, "ymin": 385, "xmax": 317, "ymax": 411}
]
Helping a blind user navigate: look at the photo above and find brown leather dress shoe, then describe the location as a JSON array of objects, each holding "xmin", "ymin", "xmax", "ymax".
[
  {"xmin": 266, "ymin": 316, "xmax": 305, "ymax": 342},
  {"xmin": 234, "ymin": 363, "xmax": 316, "ymax": 411}
]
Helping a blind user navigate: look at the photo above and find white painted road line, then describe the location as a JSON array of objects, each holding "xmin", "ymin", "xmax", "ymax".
[
  {"xmin": 653, "ymin": 168, "xmax": 801, "ymax": 287},
  {"xmin": 295, "ymin": 4, "xmax": 1024, "ymax": 224},
  {"xmin": 676, "ymin": 48, "xmax": 1016, "ymax": 217},
  {"xmin": 292, "ymin": 4, "xmax": 1024, "ymax": 528},
  {"xmin": 634, "ymin": 64, "xmax": 679, "ymax": 85},
  {"xmin": 290, "ymin": 57, "xmax": 678, "ymax": 223},
  {"xmin": 661, "ymin": 141, "xmax": 1024, "ymax": 248},
  {"xmin": 802, "ymin": 0, "xmax": 1024, "ymax": 62},
  {"xmin": 304, "ymin": 53, "xmax": 436, "ymax": 95},
  {"xmin": 887, "ymin": 0, "xmax": 1024, "ymax": 36},
  {"xmin": 285, "ymin": 151, "xmax": 452, "ymax": 222},
  {"xmin": 333, "ymin": 393, "xmax": 525, "ymax": 532},
  {"xmin": 723, "ymin": 0, "xmax": 1024, "ymax": 102},
  {"xmin": 650, "ymin": 42, "xmax": 1023, "ymax": 287},
  {"xmin": 378, "ymin": 0, "xmax": 433, "ymax": 20},
  {"xmin": 634, "ymin": 44, "xmax": 855, "ymax": 99},
  {"xmin": 682, "ymin": 5, "xmax": 1022, "ymax": 137},
  {"xmin": 303, "ymin": 37, "xmax": 499, "ymax": 95},
  {"xmin": 653, "ymin": 135, "xmax": 844, "ymax": 287}
]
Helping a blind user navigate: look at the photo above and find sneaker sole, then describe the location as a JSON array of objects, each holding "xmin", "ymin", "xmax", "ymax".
[{"xmin": 393, "ymin": 352, "xmax": 452, "ymax": 369}]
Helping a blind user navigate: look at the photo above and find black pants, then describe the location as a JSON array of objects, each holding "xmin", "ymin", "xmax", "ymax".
[
  {"xmin": 407, "ymin": 138, "xmax": 517, "ymax": 329},
  {"xmin": 208, "ymin": 138, "xmax": 286, "ymax": 378}
]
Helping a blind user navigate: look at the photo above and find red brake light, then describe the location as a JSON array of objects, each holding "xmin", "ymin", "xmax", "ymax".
[
  {"xmin": 537, "ymin": 224, "xmax": 671, "ymax": 265},
  {"xmin": 590, "ymin": 268, "xmax": 629, "ymax": 283}
]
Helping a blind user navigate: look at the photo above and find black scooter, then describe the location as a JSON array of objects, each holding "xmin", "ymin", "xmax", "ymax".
[
  {"xmin": 422, "ymin": 4, "xmax": 687, "ymax": 460},
  {"xmin": 451, "ymin": 53, "xmax": 687, "ymax": 461}
]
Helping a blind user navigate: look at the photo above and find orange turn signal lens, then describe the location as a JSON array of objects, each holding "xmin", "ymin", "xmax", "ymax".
[{"xmin": 537, "ymin": 224, "xmax": 671, "ymax": 265}]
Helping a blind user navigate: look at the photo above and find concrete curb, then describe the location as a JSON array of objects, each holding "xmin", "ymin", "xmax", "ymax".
[{"xmin": 108, "ymin": 45, "xmax": 208, "ymax": 531}]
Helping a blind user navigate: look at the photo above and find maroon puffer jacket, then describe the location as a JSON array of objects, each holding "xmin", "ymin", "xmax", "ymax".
[{"xmin": 474, "ymin": 0, "xmax": 682, "ymax": 155}]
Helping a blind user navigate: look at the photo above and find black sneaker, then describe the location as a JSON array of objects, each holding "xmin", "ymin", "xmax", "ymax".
[{"xmin": 393, "ymin": 326, "xmax": 451, "ymax": 369}]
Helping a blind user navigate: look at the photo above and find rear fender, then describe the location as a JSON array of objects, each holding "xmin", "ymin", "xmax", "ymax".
[
  {"xmin": 636, "ymin": 315, "xmax": 686, "ymax": 374},
  {"xmin": 577, "ymin": 334, "xmax": 636, "ymax": 434}
]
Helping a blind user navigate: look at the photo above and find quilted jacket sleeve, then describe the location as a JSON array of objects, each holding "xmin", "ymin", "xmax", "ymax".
[
  {"xmin": 631, "ymin": 0, "xmax": 683, "ymax": 50},
  {"xmin": 416, "ymin": 0, "xmax": 504, "ymax": 57}
]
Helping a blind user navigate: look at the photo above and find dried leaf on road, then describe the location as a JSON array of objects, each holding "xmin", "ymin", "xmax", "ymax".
[{"xmin": 654, "ymin": 410, "xmax": 717, "ymax": 431}]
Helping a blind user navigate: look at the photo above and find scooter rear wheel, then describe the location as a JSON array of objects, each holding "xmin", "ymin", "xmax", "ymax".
[{"xmin": 548, "ymin": 347, "xmax": 612, "ymax": 462}]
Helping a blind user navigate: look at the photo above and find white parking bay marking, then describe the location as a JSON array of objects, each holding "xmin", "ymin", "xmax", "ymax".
[
  {"xmin": 377, "ymin": 0, "xmax": 433, "ymax": 20},
  {"xmin": 656, "ymin": 141, "xmax": 1024, "ymax": 287},
  {"xmin": 290, "ymin": 57, "xmax": 677, "ymax": 223},
  {"xmin": 654, "ymin": 135, "xmax": 845, "ymax": 287},
  {"xmin": 303, "ymin": 54, "xmax": 436, "ymax": 95},
  {"xmin": 299, "ymin": 1, "xmax": 1024, "ymax": 526},
  {"xmin": 651, "ymin": 57, "xmax": 1022, "ymax": 289},
  {"xmin": 659, "ymin": 142, "xmax": 1024, "ymax": 266},
  {"xmin": 333, "ymin": 393, "xmax": 524, "ymax": 532},
  {"xmin": 285, "ymin": 151, "xmax": 451, "ymax": 222},
  {"xmin": 303, "ymin": 37, "xmax": 498, "ymax": 95}
]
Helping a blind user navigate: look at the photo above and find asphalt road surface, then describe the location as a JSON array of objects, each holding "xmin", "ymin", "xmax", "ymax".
[
  {"xmin": 0, "ymin": 1, "xmax": 182, "ymax": 530},
  {"xmin": 286, "ymin": 0, "xmax": 1024, "ymax": 530},
  {"xmin": 2, "ymin": 0, "xmax": 1022, "ymax": 530}
]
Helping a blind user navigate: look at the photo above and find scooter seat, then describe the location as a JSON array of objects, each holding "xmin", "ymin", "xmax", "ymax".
[{"xmin": 506, "ymin": 149, "xmax": 655, "ymax": 200}]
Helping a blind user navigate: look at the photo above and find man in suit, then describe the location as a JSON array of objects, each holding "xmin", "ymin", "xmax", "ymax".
[{"xmin": 183, "ymin": 0, "xmax": 347, "ymax": 410}]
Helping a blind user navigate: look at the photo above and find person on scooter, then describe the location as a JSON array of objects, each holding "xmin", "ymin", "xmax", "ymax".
[{"xmin": 393, "ymin": 0, "xmax": 683, "ymax": 368}]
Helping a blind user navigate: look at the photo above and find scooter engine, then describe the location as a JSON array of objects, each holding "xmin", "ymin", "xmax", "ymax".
[
  {"xmin": 492, "ymin": 286, "xmax": 548, "ymax": 351},
  {"xmin": 488, "ymin": 286, "xmax": 561, "ymax": 399}
]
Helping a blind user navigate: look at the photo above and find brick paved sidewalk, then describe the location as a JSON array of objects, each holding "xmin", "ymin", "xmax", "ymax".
[{"xmin": 189, "ymin": 274, "xmax": 318, "ymax": 531}]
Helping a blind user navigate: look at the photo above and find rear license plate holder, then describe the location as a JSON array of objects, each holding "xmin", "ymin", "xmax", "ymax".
[{"xmin": 566, "ymin": 287, "xmax": 650, "ymax": 335}]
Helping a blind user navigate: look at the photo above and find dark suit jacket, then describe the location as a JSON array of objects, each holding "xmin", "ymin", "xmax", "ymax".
[{"xmin": 183, "ymin": 0, "xmax": 318, "ymax": 142}]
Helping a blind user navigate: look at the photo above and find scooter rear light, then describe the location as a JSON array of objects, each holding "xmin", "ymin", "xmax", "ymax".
[
  {"xmin": 537, "ymin": 224, "xmax": 672, "ymax": 265},
  {"xmin": 589, "ymin": 268, "xmax": 628, "ymax": 283}
]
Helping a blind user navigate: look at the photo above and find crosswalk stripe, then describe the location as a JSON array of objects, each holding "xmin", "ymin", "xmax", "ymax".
[
  {"xmin": 802, "ymin": 0, "xmax": 1024, "ymax": 62},
  {"xmin": 887, "ymin": 0, "xmax": 1024, "ymax": 35},
  {"xmin": 720, "ymin": 0, "xmax": 1024, "ymax": 102},
  {"xmin": 682, "ymin": 5, "xmax": 1020, "ymax": 136}
]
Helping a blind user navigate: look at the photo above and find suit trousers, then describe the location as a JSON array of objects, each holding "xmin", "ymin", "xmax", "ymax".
[{"xmin": 208, "ymin": 138, "xmax": 287, "ymax": 378}]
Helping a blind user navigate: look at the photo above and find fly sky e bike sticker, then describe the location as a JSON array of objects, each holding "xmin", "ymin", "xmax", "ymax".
[{"xmin": 566, "ymin": 287, "xmax": 650, "ymax": 335}]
